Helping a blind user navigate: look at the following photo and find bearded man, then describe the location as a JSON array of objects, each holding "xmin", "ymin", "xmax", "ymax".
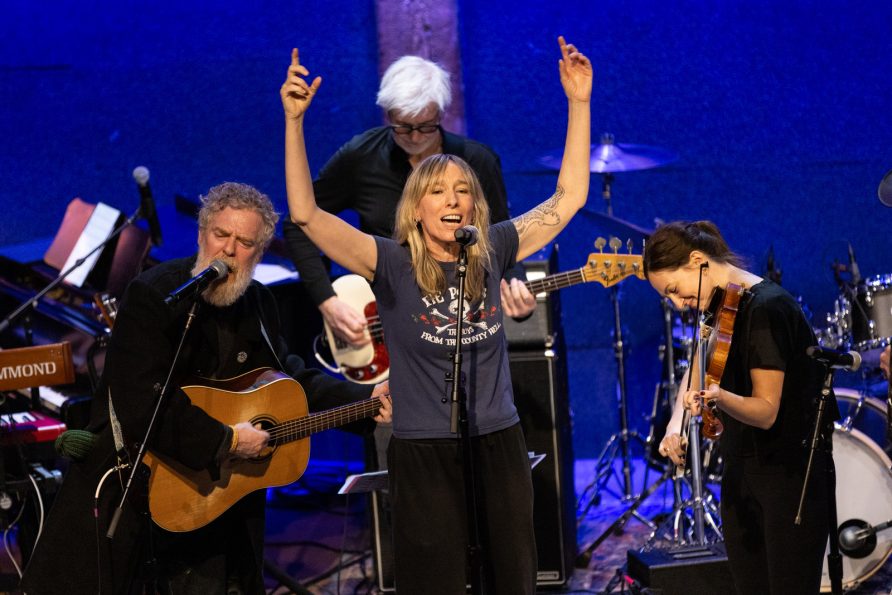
[{"xmin": 22, "ymin": 182, "xmax": 390, "ymax": 595}]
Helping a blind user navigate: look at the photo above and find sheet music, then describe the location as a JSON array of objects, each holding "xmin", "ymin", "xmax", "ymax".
[
  {"xmin": 62, "ymin": 202, "xmax": 121, "ymax": 287},
  {"xmin": 252, "ymin": 262, "xmax": 299, "ymax": 285},
  {"xmin": 338, "ymin": 452, "xmax": 547, "ymax": 495}
]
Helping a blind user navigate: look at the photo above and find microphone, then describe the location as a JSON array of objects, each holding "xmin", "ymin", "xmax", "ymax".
[
  {"xmin": 838, "ymin": 518, "xmax": 892, "ymax": 557},
  {"xmin": 454, "ymin": 225, "xmax": 479, "ymax": 247},
  {"xmin": 133, "ymin": 166, "xmax": 163, "ymax": 247},
  {"xmin": 839, "ymin": 524, "xmax": 870, "ymax": 554},
  {"xmin": 165, "ymin": 260, "xmax": 229, "ymax": 306},
  {"xmin": 847, "ymin": 242, "xmax": 862, "ymax": 285},
  {"xmin": 806, "ymin": 345, "xmax": 862, "ymax": 371}
]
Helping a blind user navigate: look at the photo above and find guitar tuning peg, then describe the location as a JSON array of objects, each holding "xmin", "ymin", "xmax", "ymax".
[
  {"xmin": 626, "ymin": 238, "xmax": 633, "ymax": 253},
  {"xmin": 595, "ymin": 237, "xmax": 607, "ymax": 251},
  {"xmin": 609, "ymin": 237, "xmax": 622, "ymax": 252}
]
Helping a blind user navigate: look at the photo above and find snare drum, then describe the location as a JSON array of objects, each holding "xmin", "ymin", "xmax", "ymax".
[{"xmin": 821, "ymin": 388, "xmax": 892, "ymax": 592}]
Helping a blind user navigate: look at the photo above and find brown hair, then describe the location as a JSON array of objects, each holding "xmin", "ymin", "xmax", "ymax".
[{"xmin": 643, "ymin": 220, "xmax": 745, "ymax": 277}]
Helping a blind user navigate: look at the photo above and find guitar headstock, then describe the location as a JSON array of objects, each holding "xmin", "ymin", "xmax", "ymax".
[
  {"xmin": 581, "ymin": 237, "xmax": 645, "ymax": 287},
  {"xmin": 93, "ymin": 292, "xmax": 119, "ymax": 330}
]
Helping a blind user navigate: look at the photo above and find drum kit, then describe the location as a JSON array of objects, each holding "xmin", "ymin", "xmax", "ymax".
[{"xmin": 541, "ymin": 137, "xmax": 892, "ymax": 590}]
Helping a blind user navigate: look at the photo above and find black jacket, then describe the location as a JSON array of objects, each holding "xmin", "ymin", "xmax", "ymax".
[{"xmin": 22, "ymin": 256, "xmax": 372, "ymax": 594}]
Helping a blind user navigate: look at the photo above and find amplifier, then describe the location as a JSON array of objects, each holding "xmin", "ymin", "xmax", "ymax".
[
  {"xmin": 502, "ymin": 257, "xmax": 557, "ymax": 348},
  {"xmin": 627, "ymin": 542, "xmax": 734, "ymax": 594}
]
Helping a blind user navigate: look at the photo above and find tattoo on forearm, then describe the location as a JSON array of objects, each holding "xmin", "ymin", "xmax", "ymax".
[{"xmin": 512, "ymin": 185, "xmax": 564, "ymax": 236}]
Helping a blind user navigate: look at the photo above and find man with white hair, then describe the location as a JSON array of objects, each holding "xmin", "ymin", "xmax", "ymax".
[
  {"xmin": 283, "ymin": 55, "xmax": 535, "ymax": 348},
  {"xmin": 22, "ymin": 182, "xmax": 391, "ymax": 594}
]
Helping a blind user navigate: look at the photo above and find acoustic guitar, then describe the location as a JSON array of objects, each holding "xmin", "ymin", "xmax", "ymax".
[
  {"xmin": 144, "ymin": 367, "xmax": 382, "ymax": 532},
  {"xmin": 317, "ymin": 247, "xmax": 645, "ymax": 384}
]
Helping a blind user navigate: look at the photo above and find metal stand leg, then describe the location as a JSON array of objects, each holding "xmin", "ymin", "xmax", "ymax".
[
  {"xmin": 645, "ymin": 434, "xmax": 723, "ymax": 547},
  {"xmin": 576, "ymin": 299, "xmax": 686, "ymax": 563}
]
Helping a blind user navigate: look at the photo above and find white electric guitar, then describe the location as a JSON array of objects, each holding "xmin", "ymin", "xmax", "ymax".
[{"xmin": 315, "ymin": 246, "xmax": 645, "ymax": 384}]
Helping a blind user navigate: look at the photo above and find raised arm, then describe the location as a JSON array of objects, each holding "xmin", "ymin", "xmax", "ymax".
[
  {"xmin": 513, "ymin": 36, "xmax": 592, "ymax": 262},
  {"xmin": 281, "ymin": 48, "xmax": 377, "ymax": 281}
]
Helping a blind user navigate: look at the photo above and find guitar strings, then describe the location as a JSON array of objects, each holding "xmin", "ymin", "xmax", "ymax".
[
  {"xmin": 525, "ymin": 269, "xmax": 585, "ymax": 294},
  {"xmin": 264, "ymin": 398, "xmax": 383, "ymax": 444}
]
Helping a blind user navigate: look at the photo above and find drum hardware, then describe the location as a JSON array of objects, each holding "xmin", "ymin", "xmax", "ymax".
[
  {"xmin": 539, "ymin": 132, "xmax": 678, "ymax": 175},
  {"xmin": 821, "ymin": 388, "xmax": 892, "ymax": 591},
  {"xmin": 569, "ymin": 136, "xmax": 676, "ymax": 564},
  {"xmin": 820, "ymin": 272, "xmax": 892, "ymax": 356},
  {"xmin": 643, "ymin": 302, "xmax": 722, "ymax": 549}
]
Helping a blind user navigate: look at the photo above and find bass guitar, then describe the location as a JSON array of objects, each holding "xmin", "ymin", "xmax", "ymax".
[
  {"xmin": 144, "ymin": 367, "xmax": 382, "ymax": 532},
  {"xmin": 316, "ymin": 246, "xmax": 645, "ymax": 384}
]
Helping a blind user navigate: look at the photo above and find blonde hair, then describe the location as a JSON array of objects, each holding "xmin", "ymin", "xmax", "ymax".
[{"xmin": 393, "ymin": 154, "xmax": 492, "ymax": 302}]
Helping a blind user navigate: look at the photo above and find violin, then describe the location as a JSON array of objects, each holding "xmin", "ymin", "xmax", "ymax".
[
  {"xmin": 698, "ymin": 282, "xmax": 746, "ymax": 440},
  {"xmin": 672, "ymin": 282, "xmax": 746, "ymax": 478}
]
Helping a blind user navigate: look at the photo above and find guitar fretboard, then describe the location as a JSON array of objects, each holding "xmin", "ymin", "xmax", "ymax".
[
  {"xmin": 524, "ymin": 268, "xmax": 586, "ymax": 294},
  {"xmin": 267, "ymin": 396, "xmax": 382, "ymax": 445}
]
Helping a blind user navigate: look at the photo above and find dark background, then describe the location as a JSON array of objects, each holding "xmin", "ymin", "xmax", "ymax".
[{"xmin": 2, "ymin": 0, "xmax": 890, "ymax": 458}]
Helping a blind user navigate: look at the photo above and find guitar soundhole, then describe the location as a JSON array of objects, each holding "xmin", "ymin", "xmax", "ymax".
[{"xmin": 251, "ymin": 416, "xmax": 278, "ymax": 461}]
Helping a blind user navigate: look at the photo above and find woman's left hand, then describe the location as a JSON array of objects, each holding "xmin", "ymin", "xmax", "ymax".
[
  {"xmin": 682, "ymin": 384, "xmax": 720, "ymax": 416},
  {"xmin": 557, "ymin": 36, "xmax": 593, "ymax": 103},
  {"xmin": 500, "ymin": 278, "xmax": 537, "ymax": 318},
  {"xmin": 371, "ymin": 381, "xmax": 392, "ymax": 424}
]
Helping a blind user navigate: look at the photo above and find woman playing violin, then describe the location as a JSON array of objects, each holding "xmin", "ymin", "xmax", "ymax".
[{"xmin": 646, "ymin": 221, "xmax": 836, "ymax": 595}]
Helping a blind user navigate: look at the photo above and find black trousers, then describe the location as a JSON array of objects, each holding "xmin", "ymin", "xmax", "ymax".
[
  {"xmin": 720, "ymin": 451, "xmax": 832, "ymax": 595},
  {"xmin": 387, "ymin": 423, "xmax": 537, "ymax": 595}
]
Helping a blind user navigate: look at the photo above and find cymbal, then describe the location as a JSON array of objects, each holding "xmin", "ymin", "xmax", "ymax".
[
  {"xmin": 577, "ymin": 210, "xmax": 653, "ymax": 242},
  {"xmin": 878, "ymin": 169, "xmax": 892, "ymax": 207},
  {"xmin": 539, "ymin": 133, "xmax": 677, "ymax": 173}
]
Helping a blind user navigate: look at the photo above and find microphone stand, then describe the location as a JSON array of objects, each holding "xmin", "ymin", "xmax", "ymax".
[
  {"xmin": 795, "ymin": 363, "xmax": 842, "ymax": 595},
  {"xmin": 106, "ymin": 300, "xmax": 200, "ymax": 539},
  {"xmin": 447, "ymin": 243, "xmax": 483, "ymax": 595},
  {"xmin": 0, "ymin": 207, "xmax": 142, "ymax": 336}
]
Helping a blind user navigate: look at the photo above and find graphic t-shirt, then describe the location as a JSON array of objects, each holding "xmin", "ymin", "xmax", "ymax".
[{"xmin": 372, "ymin": 221, "xmax": 520, "ymax": 438}]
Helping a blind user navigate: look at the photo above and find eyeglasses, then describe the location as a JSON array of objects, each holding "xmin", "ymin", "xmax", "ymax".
[{"xmin": 389, "ymin": 122, "xmax": 440, "ymax": 135}]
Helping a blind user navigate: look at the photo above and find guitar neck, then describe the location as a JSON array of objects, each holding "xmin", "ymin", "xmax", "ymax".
[
  {"xmin": 270, "ymin": 396, "xmax": 382, "ymax": 445},
  {"xmin": 523, "ymin": 268, "xmax": 587, "ymax": 294}
]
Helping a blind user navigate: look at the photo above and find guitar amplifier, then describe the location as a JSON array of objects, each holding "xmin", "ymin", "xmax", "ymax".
[{"xmin": 502, "ymin": 256, "xmax": 558, "ymax": 349}]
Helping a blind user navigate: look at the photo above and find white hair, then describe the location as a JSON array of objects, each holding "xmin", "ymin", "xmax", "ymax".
[{"xmin": 376, "ymin": 56, "xmax": 452, "ymax": 117}]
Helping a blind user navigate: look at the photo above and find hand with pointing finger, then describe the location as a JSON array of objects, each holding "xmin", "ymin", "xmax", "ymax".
[{"xmin": 280, "ymin": 48, "xmax": 321, "ymax": 121}]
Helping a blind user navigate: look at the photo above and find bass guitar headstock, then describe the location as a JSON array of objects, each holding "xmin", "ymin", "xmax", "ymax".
[{"xmin": 581, "ymin": 237, "xmax": 645, "ymax": 288}]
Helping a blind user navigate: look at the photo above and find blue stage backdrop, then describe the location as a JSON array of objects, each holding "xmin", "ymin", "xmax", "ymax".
[{"xmin": 1, "ymin": 0, "xmax": 891, "ymax": 458}]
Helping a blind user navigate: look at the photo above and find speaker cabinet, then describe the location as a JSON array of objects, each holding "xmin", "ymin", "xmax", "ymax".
[{"xmin": 509, "ymin": 348, "xmax": 576, "ymax": 586}]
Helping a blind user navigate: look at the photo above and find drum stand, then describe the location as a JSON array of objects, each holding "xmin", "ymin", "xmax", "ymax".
[
  {"xmin": 646, "ymin": 422, "xmax": 723, "ymax": 547},
  {"xmin": 576, "ymin": 178, "xmax": 645, "ymax": 507},
  {"xmin": 577, "ymin": 301, "xmax": 707, "ymax": 565}
]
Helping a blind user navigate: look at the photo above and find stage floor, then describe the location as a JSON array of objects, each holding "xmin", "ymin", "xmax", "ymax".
[{"xmin": 263, "ymin": 456, "xmax": 892, "ymax": 594}]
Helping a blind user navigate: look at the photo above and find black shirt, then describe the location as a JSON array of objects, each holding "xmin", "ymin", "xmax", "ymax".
[
  {"xmin": 718, "ymin": 280, "xmax": 837, "ymax": 466},
  {"xmin": 283, "ymin": 126, "xmax": 514, "ymax": 307}
]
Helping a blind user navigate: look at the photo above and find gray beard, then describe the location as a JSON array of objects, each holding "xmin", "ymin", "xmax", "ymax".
[{"xmin": 191, "ymin": 252, "xmax": 256, "ymax": 307}]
